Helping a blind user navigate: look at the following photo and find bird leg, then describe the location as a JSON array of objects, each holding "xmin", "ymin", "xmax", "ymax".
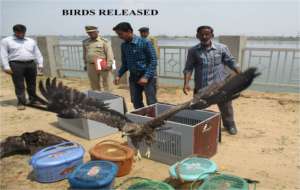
[
  {"xmin": 134, "ymin": 149, "xmax": 142, "ymax": 161},
  {"xmin": 145, "ymin": 146, "xmax": 151, "ymax": 158}
]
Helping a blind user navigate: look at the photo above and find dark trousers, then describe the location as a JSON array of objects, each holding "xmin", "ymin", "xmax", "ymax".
[
  {"xmin": 217, "ymin": 101, "xmax": 236, "ymax": 128},
  {"xmin": 9, "ymin": 61, "xmax": 37, "ymax": 105},
  {"xmin": 129, "ymin": 75, "xmax": 157, "ymax": 109},
  {"xmin": 194, "ymin": 88, "xmax": 236, "ymax": 128}
]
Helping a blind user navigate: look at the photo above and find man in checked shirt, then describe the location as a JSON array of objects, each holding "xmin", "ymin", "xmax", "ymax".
[
  {"xmin": 113, "ymin": 22, "xmax": 157, "ymax": 109},
  {"xmin": 183, "ymin": 26, "xmax": 241, "ymax": 135}
]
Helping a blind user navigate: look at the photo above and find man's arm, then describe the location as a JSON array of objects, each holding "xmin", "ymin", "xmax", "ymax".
[
  {"xmin": 82, "ymin": 41, "xmax": 88, "ymax": 70},
  {"xmin": 0, "ymin": 39, "xmax": 11, "ymax": 71},
  {"xmin": 118, "ymin": 44, "xmax": 128, "ymax": 77},
  {"xmin": 33, "ymin": 41, "xmax": 43, "ymax": 68},
  {"xmin": 143, "ymin": 41, "xmax": 157, "ymax": 79},
  {"xmin": 222, "ymin": 45, "xmax": 241, "ymax": 74},
  {"xmin": 183, "ymin": 49, "xmax": 195, "ymax": 94}
]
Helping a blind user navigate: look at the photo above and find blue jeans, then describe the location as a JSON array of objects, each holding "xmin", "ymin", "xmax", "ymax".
[{"xmin": 129, "ymin": 75, "xmax": 157, "ymax": 109}]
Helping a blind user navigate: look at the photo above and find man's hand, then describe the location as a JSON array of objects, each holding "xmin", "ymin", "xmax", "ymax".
[
  {"xmin": 38, "ymin": 65, "xmax": 43, "ymax": 71},
  {"xmin": 137, "ymin": 77, "xmax": 148, "ymax": 86},
  {"xmin": 3, "ymin": 69, "xmax": 13, "ymax": 75},
  {"xmin": 37, "ymin": 66, "xmax": 43, "ymax": 76},
  {"xmin": 103, "ymin": 65, "xmax": 112, "ymax": 71},
  {"xmin": 235, "ymin": 67, "xmax": 241, "ymax": 74},
  {"xmin": 114, "ymin": 76, "xmax": 121, "ymax": 85},
  {"xmin": 183, "ymin": 83, "xmax": 191, "ymax": 95},
  {"xmin": 231, "ymin": 67, "xmax": 241, "ymax": 75}
]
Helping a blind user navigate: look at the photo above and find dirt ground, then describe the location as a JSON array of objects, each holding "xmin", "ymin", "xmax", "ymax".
[{"xmin": 0, "ymin": 73, "xmax": 299, "ymax": 190}]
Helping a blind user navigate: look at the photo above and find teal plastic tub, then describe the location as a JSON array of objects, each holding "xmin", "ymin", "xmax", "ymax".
[{"xmin": 169, "ymin": 157, "xmax": 217, "ymax": 182}]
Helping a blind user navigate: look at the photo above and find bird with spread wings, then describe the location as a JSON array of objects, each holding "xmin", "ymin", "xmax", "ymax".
[{"xmin": 2, "ymin": 67, "xmax": 259, "ymax": 160}]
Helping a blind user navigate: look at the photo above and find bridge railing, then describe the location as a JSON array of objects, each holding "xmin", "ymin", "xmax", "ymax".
[{"xmin": 53, "ymin": 44, "xmax": 299, "ymax": 92}]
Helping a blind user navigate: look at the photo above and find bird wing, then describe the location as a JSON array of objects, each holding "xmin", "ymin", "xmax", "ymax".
[
  {"xmin": 144, "ymin": 67, "xmax": 260, "ymax": 129},
  {"xmin": 36, "ymin": 78, "xmax": 109, "ymax": 118},
  {"xmin": 190, "ymin": 67, "xmax": 261, "ymax": 109},
  {"xmin": 0, "ymin": 130, "xmax": 67, "ymax": 158},
  {"xmin": 31, "ymin": 78, "xmax": 131, "ymax": 130}
]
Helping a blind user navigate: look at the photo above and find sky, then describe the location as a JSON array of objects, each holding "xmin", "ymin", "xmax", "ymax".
[{"xmin": 1, "ymin": 0, "xmax": 299, "ymax": 37}]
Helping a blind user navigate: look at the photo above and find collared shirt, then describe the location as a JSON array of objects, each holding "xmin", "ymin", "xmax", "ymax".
[
  {"xmin": 118, "ymin": 35, "xmax": 157, "ymax": 79},
  {"xmin": 82, "ymin": 36, "xmax": 114, "ymax": 66},
  {"xmin": 183, "ymin": 42, "xmax": 238, "ymax": 90},
  {"xmin": 0, "ymin": 36, "xmax": 43, "ymax": 70}
]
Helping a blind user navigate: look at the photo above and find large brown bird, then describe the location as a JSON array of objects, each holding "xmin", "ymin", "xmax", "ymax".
[
  {"xmin": 122, "ymin": 67, "xmax": 260, "ymax": 158},
  {"xmin": 32, "ymin": 77, "xmax": 131, "ymax": 130},
  {"xmin": 0, "ymin": 130, "xmax": 67, "ymax": 158},
  {"xmin": 27, "ymin": 67, "xmax": 259, "ymax": 160}
]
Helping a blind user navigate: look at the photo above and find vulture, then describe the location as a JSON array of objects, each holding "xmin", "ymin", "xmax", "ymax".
[
  {"xmin": 0, "ymin": 130, "xmax": 67, "ymax": 158},
  {"xmin": 21, "ymin": 67, "xmax": 259, "ymax": 160},
  {"xmin": 122, "ymin": 67, "xmax": 260, "ymax": 159}
]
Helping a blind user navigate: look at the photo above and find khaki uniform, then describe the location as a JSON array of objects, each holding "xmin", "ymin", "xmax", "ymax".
[
  {"xmin": 147, "ymin": 36, "xmax": 160, "ymax": 59},
  {"xmin": 83, "ymin": 36, "xmax": 114, "ymax": 91}
]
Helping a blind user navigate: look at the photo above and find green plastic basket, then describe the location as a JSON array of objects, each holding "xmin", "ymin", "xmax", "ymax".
[
  {"xmin": 169, "ymin": 157, "xmax": 218, "ymax": 182},
  {"xmin": 115, "ymin": 177, "xmax": 175, "ymax": 190},
  {"xmin": 197, "ymin": 174, "xmax": 250, "ymax": 190}
]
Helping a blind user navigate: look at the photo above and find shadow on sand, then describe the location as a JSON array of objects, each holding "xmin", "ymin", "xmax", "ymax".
[{"xmin": 0, "ymin": 99, "xmax": 17, "ymax": 107}]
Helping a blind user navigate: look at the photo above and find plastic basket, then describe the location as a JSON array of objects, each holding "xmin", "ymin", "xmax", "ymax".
[
  {"xmin": 196, "ymin": 174, "xmax": 252, "ymax": 190},
  {"xmin": 89, "ymin": 140, "xmax": 134, "ymax": 177},
  {"xmin": 115, "ymin": 177, "xmax": 175, "ymax": 190},
  {"xmin": 169, "ymin": 157, "xmax": 217, "ymax": 182},
  {"xmin": 68, "ymin": 160, "xmax": 118, "ymax": 189},
  {"xmin": 29, "ymin": 142, "xmax": 84, "ymax": 183}
]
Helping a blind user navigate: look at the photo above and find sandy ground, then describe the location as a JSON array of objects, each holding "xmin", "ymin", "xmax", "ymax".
[{"xmin": 0, "ymin": 73, "xmax": 299, "ymax": 190}]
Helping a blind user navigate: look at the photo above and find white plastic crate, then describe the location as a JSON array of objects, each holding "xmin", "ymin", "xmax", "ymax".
[
  {"xmin": 126, "ymin": 103, "xmax": 221, "ymax": 165},
  {"xmin": 57, "ymin": 91, "xmax": 125, "ymax": 140}
]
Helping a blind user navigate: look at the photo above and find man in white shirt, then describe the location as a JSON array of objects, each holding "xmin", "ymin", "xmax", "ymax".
[{"xmin": 0, "ymin": 24, "xmax": 43, "ymax": 110}]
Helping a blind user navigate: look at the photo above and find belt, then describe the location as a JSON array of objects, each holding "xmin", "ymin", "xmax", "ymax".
[{"xmin": 9, "ymin": 60, "xmax": 34, "ymax": 64}]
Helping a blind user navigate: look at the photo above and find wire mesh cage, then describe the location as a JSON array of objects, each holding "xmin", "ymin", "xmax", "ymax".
[{"xmin": 126, "ymin": 103, "xmax": 221, "ymax": 165}]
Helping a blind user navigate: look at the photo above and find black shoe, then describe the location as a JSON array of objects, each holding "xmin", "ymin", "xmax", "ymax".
[
  {"xmin": 17, "ymin": 103, "xmax": 26, "ymax": 110},
  {"xmin": 28, "ymin": 100, "xmax": 43, "ymax": 106},
  {"xmin": 225, "ymin": 125, "xmax": 238, "ymax": 135}
]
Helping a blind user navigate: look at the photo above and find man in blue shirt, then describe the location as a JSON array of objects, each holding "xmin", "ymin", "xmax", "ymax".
[
  {"xmin": 183, "ymin": 26, "xmax": 240, "ymax": 135},
  {"xmin": 113, "ymin": 22, "xmax": 157, "ymax": 109}
]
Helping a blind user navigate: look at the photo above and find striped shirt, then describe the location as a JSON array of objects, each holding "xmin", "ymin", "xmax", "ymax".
[
  {"xmin": 118, "ymin": 35, "xmax": 157, "ymax": 79},
  {"xmin": 183, "ymin": 42, "xmax": 238, "ymax": 90}
]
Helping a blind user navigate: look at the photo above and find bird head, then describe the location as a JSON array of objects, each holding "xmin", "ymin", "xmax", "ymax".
[
  {"xmin": 0, "ymin": 136, "xmax": 27, "ymax": 158},
  {"xmin": 121, "ymin": 123, "xmax": 144, "ymax": 137}
]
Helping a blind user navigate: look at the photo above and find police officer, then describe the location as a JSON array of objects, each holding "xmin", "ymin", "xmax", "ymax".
[
  {"xmin": 82, "ymin": 26, "xmax": 114, "ymax": 91},
  {"xmin": 138, "ymin": 27, "xmax": 160, "ymax": 59}
]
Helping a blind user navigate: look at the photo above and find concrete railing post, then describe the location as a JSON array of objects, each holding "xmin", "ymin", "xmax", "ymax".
[
  {"xmin": 111, "ymin": 36, "xmax": 127, "ymax": 85},
  {"xmin": 219, "ymin": 35, "xmax": 247, "ymax": 68},
  {"xmin": 36, "ymin": 36, "xmax": 61, "ymax": 77}
]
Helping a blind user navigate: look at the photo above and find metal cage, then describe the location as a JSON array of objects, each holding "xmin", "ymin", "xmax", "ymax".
[{"xmin": 126, "ymin": 103, "xmax": 221, "ymax": 165}]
